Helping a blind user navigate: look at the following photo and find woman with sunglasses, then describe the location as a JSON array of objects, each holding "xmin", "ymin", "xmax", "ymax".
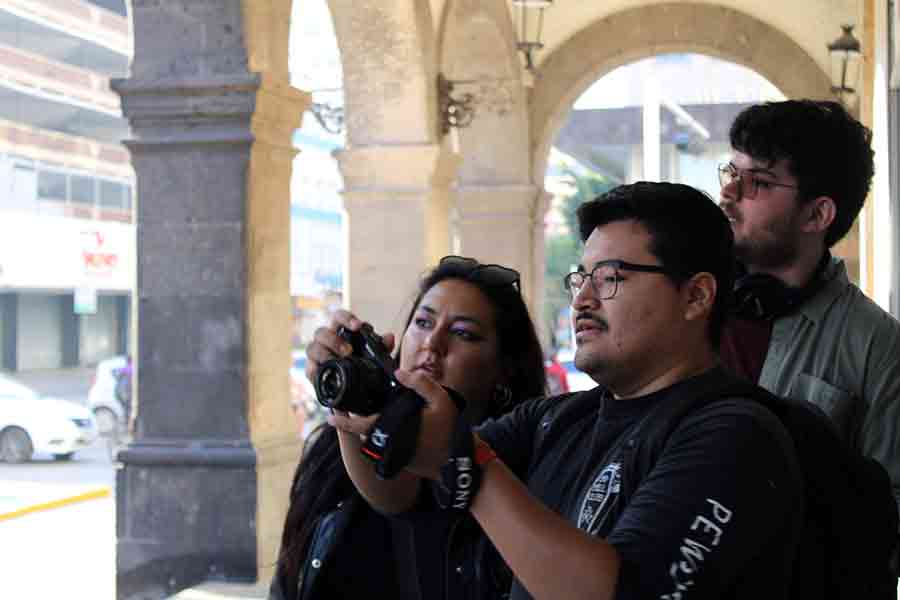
[{"xmin": 270, "ymin": 256, "xmax": 546, "ymax": 600}]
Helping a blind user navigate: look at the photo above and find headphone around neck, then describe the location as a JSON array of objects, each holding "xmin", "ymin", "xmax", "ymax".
[{"xmin": 732, "ymin": 254, "xmax": 831, "ymax": 321}]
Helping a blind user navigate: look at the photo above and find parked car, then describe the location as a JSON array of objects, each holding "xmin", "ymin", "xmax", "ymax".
[
  {"xmin": 88, "ymin": 355, "xmax": 129, "ymax": 435},
  {"xmin": 0, "ymin": 373, "xmax": 98, "ymax": 463}
]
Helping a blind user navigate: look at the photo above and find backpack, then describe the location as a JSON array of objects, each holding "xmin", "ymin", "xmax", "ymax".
[{"xmin": 533, "ymin": 369, "xmax": 899, "ymax": 600}]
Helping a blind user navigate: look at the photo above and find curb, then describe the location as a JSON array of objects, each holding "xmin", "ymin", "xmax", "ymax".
[{"xmin": 0, "ymin": 487, "xmax": 111, "ymax": 522}]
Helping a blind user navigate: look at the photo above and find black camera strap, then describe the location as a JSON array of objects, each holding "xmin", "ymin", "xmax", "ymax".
[
  {"xmin": 361, "ymin": 390, "xmax": 424, "ymax": 479},
  {"xmin": 360, "ymin": 386, "xmax": 467, "ymax": 479},
  {"xmin": 432, "ymin": 412, "xmax": 479, "ymax": 511}
]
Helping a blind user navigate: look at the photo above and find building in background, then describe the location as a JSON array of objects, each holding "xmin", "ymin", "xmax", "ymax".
[
  {"xmin": 290, "ymin": 123, "xmax": 344, "ymax": 346},
  {"xmin": 0, "ymin": 0, "xmax": 133, "ymax": 370},
  {"xmin": 289, "ymin": 0, "xmax": 345, "ymax": 348}
]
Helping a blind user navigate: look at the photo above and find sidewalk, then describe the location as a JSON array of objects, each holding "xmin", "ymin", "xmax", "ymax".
[
  {"xmin": 0, "ymin": 480, "xmax": 111, "ymax": 521},
  {"xmin": 168, "ymin": 581, "xmax": 269, "ymax": 599}
]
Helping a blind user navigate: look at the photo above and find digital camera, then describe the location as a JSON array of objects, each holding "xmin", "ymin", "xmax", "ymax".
[{"xmin": 315, "ymin": 323, "xmax": 411, "ymax": 416}]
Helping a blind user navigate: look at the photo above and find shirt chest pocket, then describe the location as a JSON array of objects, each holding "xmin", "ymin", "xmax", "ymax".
[{"xmin": 789, "ymin": 373, "xmax": 857, "ymax": 441}]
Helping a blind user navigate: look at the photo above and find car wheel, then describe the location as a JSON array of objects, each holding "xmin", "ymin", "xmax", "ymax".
[
  {"xmin": 52, "ymin": 452, "xmax": 75, "ymax": 461},
  {"xmin": 93, "ymin": 407, "xmax": 119, "ymax": 437},
  {"xmin": 0, "ymin": 427, "xmax": 34, "ymax": 464}
]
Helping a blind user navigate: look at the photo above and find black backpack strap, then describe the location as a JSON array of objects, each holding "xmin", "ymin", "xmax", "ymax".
[{"xmin": 616, "ymin": 370, "xmax": 763, "ymax": 512}]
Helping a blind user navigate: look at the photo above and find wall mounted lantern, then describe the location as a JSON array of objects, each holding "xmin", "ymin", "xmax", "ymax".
[
  {"xmin": 827, "ymin": 24, "xmax": 861, "ymax": 107},
  {"xmin": 512, "ymin": 0, "xmax": 553, "ymax": 74}
]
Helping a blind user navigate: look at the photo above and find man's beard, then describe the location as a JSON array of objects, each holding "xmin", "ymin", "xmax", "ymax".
[
  {"xmin": 734, "ymin": 213, "xmax": 802, "ymax": 271},
  {"xmin": 734, "ymin": 234, "xmax": 799, "ymax": 270}
]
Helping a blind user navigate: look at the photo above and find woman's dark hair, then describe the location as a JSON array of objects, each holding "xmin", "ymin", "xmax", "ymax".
[
  {"xmin": 729, "ymin": 99, "xmax": 874, "ymax": 247},
  {"xmin": 275, "ymin": 257, "xmax": 546, "ymax": 597},
  {"xmin": 396, "ymin": 256, "xmax": 547, "ymax": 417},
  {"xmin": 577, "ymin": 182, "xmax": 735, "ymax": 346}
]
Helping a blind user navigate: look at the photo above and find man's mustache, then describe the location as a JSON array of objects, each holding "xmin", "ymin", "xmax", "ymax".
[{"xmin": 574, "ymin": 312, "xmax": 609, "ymax": 331}]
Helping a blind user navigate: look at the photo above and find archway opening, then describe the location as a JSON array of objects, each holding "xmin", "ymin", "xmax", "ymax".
[
  {"xmin": 288, "ymin": 0, "xmax": 346, "ymax": 439},
  {"xmin": 542, "ymin": 53, "xmax": 790, "ymax": 389}
]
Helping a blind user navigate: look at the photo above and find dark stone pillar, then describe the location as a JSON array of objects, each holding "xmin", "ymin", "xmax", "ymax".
[
  {"xmin": 113, "ymin": 2, "xmax": 256, "ymax": 598},
  {"xmin": 112, "ymin": 1, "xmax": 306, "ymax": 597}
]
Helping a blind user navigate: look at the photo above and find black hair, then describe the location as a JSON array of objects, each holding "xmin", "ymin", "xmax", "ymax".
[
  {"xmin": 396, "ymin": 258, "xmax": 547, "ymax": 416},
  {"xmin": 275, "ymin": 258, "xmax": 546, "ymax": 597},
  {"xmin": 729, "ymin": 99, "xmax": 874, "ymax": 247},
  {"xmin": 576, "ymin": 181, "xmax": 735, "ymax": 346}
]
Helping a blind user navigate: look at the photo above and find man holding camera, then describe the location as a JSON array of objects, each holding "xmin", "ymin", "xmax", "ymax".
[{"xmin": 312, "ymin": 182, "xmax": 803, "ymax": 599}]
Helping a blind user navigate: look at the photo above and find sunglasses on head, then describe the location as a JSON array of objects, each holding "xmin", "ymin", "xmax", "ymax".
[{"xmin": 438, "ymin": 255, "xmax": 521, "ymax": 292}]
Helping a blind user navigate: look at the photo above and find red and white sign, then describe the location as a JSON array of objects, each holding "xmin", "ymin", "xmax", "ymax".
[
  {"xmin": 81, "ymin": 229, "xmax": 119, "ymax": 277},
  {"xmin": 0, "ymin": 213, "xmax": 134, "ymax": 291}
]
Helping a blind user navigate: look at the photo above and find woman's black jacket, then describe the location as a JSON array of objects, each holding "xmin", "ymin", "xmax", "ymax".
[{"xmin": 268, "ymin": 493, "xmax": 510, "ymax": 600}]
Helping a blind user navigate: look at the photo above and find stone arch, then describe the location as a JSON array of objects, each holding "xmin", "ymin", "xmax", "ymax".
[
  {"xmin": 437, "ymin": 0, "xmax": 529, "ymax": 184},
  {"xmin": 530, "ymin": 3, "xmax": 833, "ymax": 180},
  {"xmin": 436, "ymin": 1, "xmax": 545, "ymax": 317},
  {"xmin": 327, "ymin": 0, "xmax": 438, "ymax": 146}
]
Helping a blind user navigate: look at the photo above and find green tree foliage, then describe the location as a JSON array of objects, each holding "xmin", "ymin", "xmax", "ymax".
[{"xmin": 544, "ymin": 167, "xmax": 614, "ymax": 347}]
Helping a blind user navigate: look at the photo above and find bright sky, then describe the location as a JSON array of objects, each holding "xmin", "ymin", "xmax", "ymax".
[{"xmin": 574, "ymin": 53, "xmax": 785, "ymax": 110}]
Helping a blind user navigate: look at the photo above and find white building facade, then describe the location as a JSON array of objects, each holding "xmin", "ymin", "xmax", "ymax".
[{"xmin": 0, "ymin": 0, "xmax": 134, "ymax": 370}]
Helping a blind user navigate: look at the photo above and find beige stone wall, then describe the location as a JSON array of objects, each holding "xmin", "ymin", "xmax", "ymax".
[{"xmin": 242, "ymin": 0, "xmax": 309, "ymax": 583}]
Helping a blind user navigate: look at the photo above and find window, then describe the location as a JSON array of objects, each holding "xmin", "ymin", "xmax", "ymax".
[
  {"xmin": 71, "ymin": 175, "xmax": 96, "ymax": 205},
  {"xmin": 6, "ymin": 164, "xmax": 37, "ymax": 211},
  {"xmin": 100, "ymin": 180, "xmax": 126, "ymax": 208},
  {"xmin": 37, "ymin": 170, "xmax": 67, "ymax": 202}
]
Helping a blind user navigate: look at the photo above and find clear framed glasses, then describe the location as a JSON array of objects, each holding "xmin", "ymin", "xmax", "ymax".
[
  {"xmin": 563, "ymin": 260, "xmax": 672, "ymax": 301},
  {"xmin": 438, "ymin": 255, "xmax": 521, "ymax": 292},
  {"xmin": 717, "ymin": 163, "xmax": 799, "ymax": 199}
]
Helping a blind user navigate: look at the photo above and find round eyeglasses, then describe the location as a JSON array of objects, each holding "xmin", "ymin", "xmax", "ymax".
[
  {"xmin": 563, "ymin": 260, "xmax": 673, "ymax": 301},
  {"xmin": 717, "ymin": 163, "xmax": 799, "ymax": 199}
]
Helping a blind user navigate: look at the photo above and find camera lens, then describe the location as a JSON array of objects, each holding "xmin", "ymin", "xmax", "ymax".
[
  {"xmin": 316, "ymin": 361, "xmax": 349, "ymax": 409},
  {"xmin": 319, "ymin": 368, "xmax": 344, "ymax": 400}
]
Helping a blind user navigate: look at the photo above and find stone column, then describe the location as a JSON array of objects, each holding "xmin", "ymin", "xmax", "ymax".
[
  {"xmin": 453, "ymin": 184, "xmax": 544, "ymax": 321},
  {"xmin": 112, "ymin": 1, "xmax": 307, "ymax": 597},
  {"xmin": 338, "ymin": 144, "xmax": 461, "ymax": 334}
]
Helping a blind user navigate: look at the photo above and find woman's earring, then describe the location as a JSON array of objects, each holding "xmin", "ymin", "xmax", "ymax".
[{"xmin": 492, "ymin": 384, "xmax": 514, "ymax": 415}]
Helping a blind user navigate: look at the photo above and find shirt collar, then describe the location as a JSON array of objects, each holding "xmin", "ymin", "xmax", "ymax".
[{"xmin": 795, "ymin": 256, "xmax": 848, "ymax": 324}]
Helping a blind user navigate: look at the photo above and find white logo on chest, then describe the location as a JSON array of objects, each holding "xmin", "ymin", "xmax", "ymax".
[{"xmin": 578, "ymin": 461, "xmax": 622, "ymax": 534}]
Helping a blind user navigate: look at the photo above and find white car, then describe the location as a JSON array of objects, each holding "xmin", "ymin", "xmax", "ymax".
[
  {"xmin": 87, "ymin": 355, "xmax": 129, "ymax": 435},
  {"xmin": 0, "ymin": 374, "xmax": 98, "ymax": 463}
]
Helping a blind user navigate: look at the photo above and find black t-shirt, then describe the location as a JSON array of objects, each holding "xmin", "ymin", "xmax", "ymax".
[{"xmin": 477, "ymin": 369, "xmax": 803, "ymax": 600}]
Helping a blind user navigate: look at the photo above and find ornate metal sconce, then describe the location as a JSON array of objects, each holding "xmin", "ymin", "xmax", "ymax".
[
  {"xmin": 309, "ymin": 102, "xmax": 345, "ymax": 135},
  {"xmin": 438, "ymin": 74, "xmax": 476, "ymax": 135},
  {"xmin": 827, "ymin": 24, "xmax": 861, "ymax": 107},
  {"xmin": 437, "ymin": 74, "xmax": 519, "ymax": 135}
]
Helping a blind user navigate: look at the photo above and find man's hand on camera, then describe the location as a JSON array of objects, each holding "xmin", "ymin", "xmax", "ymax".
[{"xmin": 304, "ymin": 309, "xmax": 396, "ymax": 385}]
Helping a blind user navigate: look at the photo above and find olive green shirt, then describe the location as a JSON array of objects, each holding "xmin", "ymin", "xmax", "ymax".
[{"xmin": 759, "ymin": 257, "xmax": 900, "ymax": 515}]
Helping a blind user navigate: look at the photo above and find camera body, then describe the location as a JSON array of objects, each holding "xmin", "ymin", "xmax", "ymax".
[{"xmin": 315, "ymin": 323, "xmax": 402, "ymax": 415}]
